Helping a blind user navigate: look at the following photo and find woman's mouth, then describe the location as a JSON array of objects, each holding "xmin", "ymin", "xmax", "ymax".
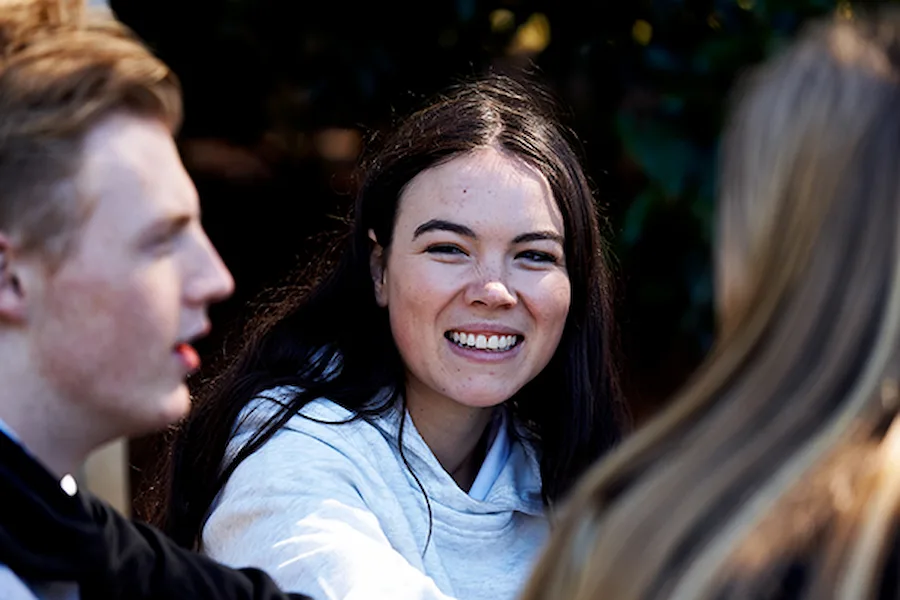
[{"xmin": 444, "ymin": 330, "xmax": 522, "ymax": 352}]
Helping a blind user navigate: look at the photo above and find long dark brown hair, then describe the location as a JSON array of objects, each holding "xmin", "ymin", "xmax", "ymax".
[{"xmin": 154, "ymin": 74, "xmax": 627, "ymax": 551}]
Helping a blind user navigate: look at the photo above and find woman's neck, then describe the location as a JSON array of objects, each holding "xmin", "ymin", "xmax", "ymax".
[{"xmin": 404, "ymin": 377, "xmax": 495, "ymax": 491}]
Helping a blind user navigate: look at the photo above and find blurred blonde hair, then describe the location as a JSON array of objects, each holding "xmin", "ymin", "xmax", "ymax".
[
  {"xmin": 522, "ymin": 9, "xmax": 900, "ymax": 600},
  {"xmin": 0, "ymin": 0, "xmax": 181, "ymax": 261}
]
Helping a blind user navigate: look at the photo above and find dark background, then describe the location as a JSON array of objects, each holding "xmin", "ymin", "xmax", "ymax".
[{"xmin": 108, "ymin": 0, "xmax": 875, "ymax": 501}]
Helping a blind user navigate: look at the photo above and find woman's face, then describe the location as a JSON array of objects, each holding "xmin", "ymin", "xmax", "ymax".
[{"xmin": 371, "ymin": 146, "xmax": 571, "ymax": 411}]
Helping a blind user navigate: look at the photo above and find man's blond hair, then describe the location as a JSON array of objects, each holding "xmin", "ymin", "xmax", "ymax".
[{"xmin": 0, "ymin": 0, "xmax": 182, "ymax": 260}]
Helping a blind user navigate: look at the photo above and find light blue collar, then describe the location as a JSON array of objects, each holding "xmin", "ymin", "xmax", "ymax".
[{"xmin": 468, "ymin": 409, "xmax": 512, "ymax": 501}]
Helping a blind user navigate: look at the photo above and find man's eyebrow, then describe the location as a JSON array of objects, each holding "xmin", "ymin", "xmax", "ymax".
[
  {"xmin": 413, "ymin": 219, "xmax": 477, "ymax": 240},
  {"xmin": 512, "ymin": 231, "xmax": 565, "ymax": 245},
  {"xmin": 138, "ymin": 213, "xmax": 192, "ymax": 245}
]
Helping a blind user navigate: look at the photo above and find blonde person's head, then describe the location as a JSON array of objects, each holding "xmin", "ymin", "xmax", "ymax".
[
  {"xmin": 522, "ymin": 9, "xmax": 900, "ymax": 600},
  {"xmin": 0, "ymin": 0, "xmax": 181, "ymax": 263}
]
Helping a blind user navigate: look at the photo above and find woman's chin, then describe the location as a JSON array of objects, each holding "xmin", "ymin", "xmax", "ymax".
[{"xmin": 446, "ymin": 385, "xmax": 521, "ymax": 410}]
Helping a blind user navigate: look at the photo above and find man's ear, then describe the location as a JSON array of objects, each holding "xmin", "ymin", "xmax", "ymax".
[
  {"xmin": 368, "ymin": 229, "xmax": 388, "ymax": 308},
  {"xmin": 0, "ymin": 234, "xmax": 27, "ymax": 323}
]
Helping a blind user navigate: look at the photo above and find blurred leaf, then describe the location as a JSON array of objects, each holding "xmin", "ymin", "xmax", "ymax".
[
  {"xmin": 659, "ymin": 94, "xmax": 686, "ymax": 116},
  {"xmin": 644, "ymin": 46, "xmax": 684, "ymax": 72},
  {"xmin": 621, "ymin": 188, "xmax": 658, "ymax": 247},
  {"xmin": 616, "ymin": 113, "xmax": 694, "ymax": 197}
]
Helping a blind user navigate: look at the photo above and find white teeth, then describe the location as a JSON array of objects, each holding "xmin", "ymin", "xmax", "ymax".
[{"xmin": 448, "ymin": 331, "xmax": 519, "ymax": 352}]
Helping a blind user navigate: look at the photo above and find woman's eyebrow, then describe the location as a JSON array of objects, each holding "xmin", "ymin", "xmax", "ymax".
[
  {"xmin": 513, "ymin": 231, "xmax": 564, "ymax": 245},
  {"xmin": 413, "ymin": 219, "xmax": 477, "ymax": 240}
]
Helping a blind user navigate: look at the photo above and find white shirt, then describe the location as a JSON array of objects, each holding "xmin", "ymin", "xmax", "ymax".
[{"xmin": 203, "ymin": 389, "xmax": 548, "ymax": 600}]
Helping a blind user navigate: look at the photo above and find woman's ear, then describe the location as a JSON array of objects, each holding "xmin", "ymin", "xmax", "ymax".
[{"xmin": 368, "ymin": 229, "xmax": 388, "ymax": 307}]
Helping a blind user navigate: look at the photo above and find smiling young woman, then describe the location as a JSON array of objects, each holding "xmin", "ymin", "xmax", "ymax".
[{"xmin": 156, "ymin": 74, "xmax": 627, "ymax": 600}]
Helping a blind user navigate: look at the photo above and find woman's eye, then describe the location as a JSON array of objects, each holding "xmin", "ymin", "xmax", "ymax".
[
  {"xmin": 425, "ymin": 244, "xmax": 467, "ymax": 256},
  {"xmin": 517, "ymin": 250, "xmax": 559, "ymax": 264}
]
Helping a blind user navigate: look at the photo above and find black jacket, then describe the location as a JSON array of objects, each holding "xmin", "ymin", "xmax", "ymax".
[{"xmin": 0, "ymin": 432, "xmax": 312, "ymax": 600}]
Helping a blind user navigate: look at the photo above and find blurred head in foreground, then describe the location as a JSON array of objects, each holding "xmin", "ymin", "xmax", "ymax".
[{"xmin": 522, "ymin": 8, "xmax": 900, "ymax": 600}]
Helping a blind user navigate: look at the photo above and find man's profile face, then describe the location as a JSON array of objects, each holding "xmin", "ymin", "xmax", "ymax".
[{"xmin": 28, "ymin": 112, "xmax": 234, "ymax": 438}]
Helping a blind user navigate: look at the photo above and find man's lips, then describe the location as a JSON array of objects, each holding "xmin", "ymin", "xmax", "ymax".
[{"xmin": 174, "ymin": 342, "xmax": 201, "ymax": 372}]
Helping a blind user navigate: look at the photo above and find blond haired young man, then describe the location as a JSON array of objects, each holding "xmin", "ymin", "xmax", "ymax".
[{"xmin": 0, "ymin": 2, "xmax": 311, "ymax": 599}]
